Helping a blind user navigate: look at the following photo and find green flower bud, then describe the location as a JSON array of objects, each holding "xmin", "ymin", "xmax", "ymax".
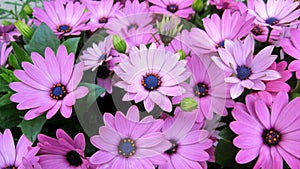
[
  {"xmin": 2, "ymin": 20, "xmax": 12, "ymax": 26},
  {"xmin": 14, "ymin": 20, "xmax": 34, "ymax": 41},
  {"xmin": 180, "ymin": 97, "xmax": 198, "ymax": 112},
  {"xmin": 192, "ymin": 0, "xmax": 204, "ymax": 12},
  {"xmin": 178, "ymin": 49, "xmax": 186, "ymax": 60},
  {"xmin": 23, "ymin": 4, "xmax": 33, "ymax": 15},
  {"xmin": 113, "ymin": 35, "xmax": 127, "ymax": 54}
]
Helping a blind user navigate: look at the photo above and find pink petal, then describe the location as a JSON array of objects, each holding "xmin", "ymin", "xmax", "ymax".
[
  {"xmin": 235, "ymin": 147, "xmax": 260, "ymax": 164},
  {"xmin": 90, "ymin": 151, "xmax": 115, "ymax": 165},
  {"xmin": 254, "ymin": 99, "xmax": 271, "ymax": 129}
]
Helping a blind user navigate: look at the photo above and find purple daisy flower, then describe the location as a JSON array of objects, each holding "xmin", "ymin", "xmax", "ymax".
[
  {"xmin": 158, "ymin": 108, "xmax": 213, "ymax": 169},
  {"xmin": 189, "ymin": 10, "xmax": 255, "ymax": 55},
  {"xmin": 230, "ymin": 92, "xmax": 300, "ymax": 168},
  {"xmin": 209, "ymin": 0, "xmax": 242, "ymax": 11},
  {"xmin": 33, "ymin": 0, "xmax": 91, "ymax": 36},
  {"xmin": 37, "ymin": 129, "xmax": 89, "ymax": 169},
  {"xmin": 147, "ymin": 0, "xmax": 194, "ymax": 19},
  {"xmin": 114, "ymin": 43, "xmax": 190, "ymax": 112},
  {"xmin": 166, "ymin": 30, "xmax": 191, "ymax": 56},
  {"xmin": 0, "ymin": 42, "xmax": 12, "ymax": 66},
  {"xmin": 0, "ymin": 24, "xmax": 20, "ymax": 42},
  {"xmin": 173, "ymin": 55, "xmax": 230, "ymax": 120},
  {"xmin": 9, "ymin": 45, "xmax": 89, "ymax": 120},
  {"xmin": 212, "ymin": 35, "xmax": 281, "ymax": 99},
  {"xmin": 89, "ymin": 105, "xmax": 171, "ymax": 168},
  {"xmin": 0, "ymin": 129, "xmax": 36, "ymax": 169}
]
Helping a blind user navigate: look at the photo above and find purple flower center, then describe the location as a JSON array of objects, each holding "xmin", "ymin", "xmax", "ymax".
[
  {"xmin": 99, "ymin": 17, "xmax": 108, "ymax": 24},
  {"xmin": 251, "ymin": 25, "xmax": 263, "ymax": 35},
  {"xmin": 50, "ymin": 83, "xmax": 67, "ymax": 100},
  {"xmin": 265, "ymin": 17, "xmax": 279, "ymax": 26},
  {"xmin": 57, "ymin": 24, "xmax": 72, "ymax": 33},
  {"xmin": 236, "ymin": 66, "xmax": 252, "ymax": 80},
  {"xmin": 167, "ymin": 4, "xmax": 178, "ymax": 13},
  {"xmin": 195, "ymin": 83, "xmax": 209, "ymax": 97},
  {"xmin": 216, "ymin": 41, "xmax": 225, "ymax": 48},
  {"xmin": 141, "ymin": 73, "xmax": 161, "ymax": 91},
  {"xmin": 97, "ymin": 65, "xmax": 110, "ymax": 79},
  {"xmin": 262, "ymin": 129, "xmax": 281, "ymax": 146},
  {"xmin": 118, "ymin": 138, "xmax": 136, "ymax": 157},
  {"xmin": 128, "ymin": 23, "xmax": 138, "ymax": 30},
  {"xmin": 66, "ymin": 150, "xmax": 83, "ymax": 166},
  {"xmin": 165, "ymin": 140, "xmax": 178, "ymax": 155}
]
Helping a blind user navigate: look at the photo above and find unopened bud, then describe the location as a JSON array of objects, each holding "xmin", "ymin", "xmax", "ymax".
[
  {"xmin": 180, "ymin": 97, "xmax": 198, "ymax": 112},
  {"xmin": 192, "ymin": 0, "xmax": 204, "ymax": 12},
  {"xmin": 178, "ymin": 50, "xmax": 186, "ymax": 60},
  {"xmin": 14, "ymin": 20, "xmax": 33, "ymax": 41},
  {"xmin": 24, "ymin": 4, "xmax": 33, "ymax": 15},
  {"xmin": 112, "ymin": 35, "xmax": 127, "ymax": 54}
]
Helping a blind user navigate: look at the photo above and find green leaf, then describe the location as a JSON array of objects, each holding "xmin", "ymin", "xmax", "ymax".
[
  {"xmin": 0, "ymin": 67, "xmax": 19, "ymax": 82},
  {"xmin": 0, "ymin": 76, "xmax": 10, "ymax": 92},
  {"xmin": 18, "ymin": 114, "xmax": 47, "ymax": 142},
  {"xmin": 24, "ymin": 23, "xmax": 60, "ymax": 56},
  {"xmin": 11, "ymin": 42, "xmax": 32, "ymax": 63},
  {"xmin": 0, "ymin": 103, "xmax": 22, "ymax": 128},
  {"xmin": 8, "ymin": 53, "xmax": 21, "ymax": 69},
  {"xmin": 0, "ymin": 92, "xmax": 13, "ymax": 107},
  {"xmin": 78, "ymin": 82, "xmax": 105, "ymax": 109},
  {"xmin": 62, "ymin": 37, "xmax": 80, "ymax": 54},
  {"xmin": 219, "ymin": 127, "xmax": 237, "ymax": 143}
]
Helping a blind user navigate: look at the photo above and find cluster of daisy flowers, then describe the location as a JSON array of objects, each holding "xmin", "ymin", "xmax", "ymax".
[{"xmin": 0, "ymin": 0, "xmax": 300, "ymax": 168}]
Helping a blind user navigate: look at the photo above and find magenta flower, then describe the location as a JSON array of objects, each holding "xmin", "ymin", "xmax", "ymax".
[
  {"xmin": 83, "ymin": 0, "xmax": 122, "ymax": 32},
  {"xmin": 166, "ymin": 30, "xmax": 191, "ymax": 56},
  {"xmin": 10, "ymin": 45, "xmax": 89, "ymax": 120},
  {"xmin": 114, "ymin": 43, "xmax": 190, "ymax": 112},
  {"xmin": 0, "ymin": 129, "xmax": 35, "ymax": 169},
  {"xmin": 230, "ymin": 92, "xmax": 300, "ymax": 169},
  {"xmin": 209, "ymin": 0, "xmax": 241, "ymax": 11},
  {"xmin": 189, "ymin": 10, "xmax": 255, "ymax": 55},
  {"xmin": 148, "ymin": 0, "xmax": 194, "ymax": 19},
  {"xmin": 0, "ymin": 24, "xmax": 20, "ymax": 42},
  {"xmin": 0, "ymin": 42, "xmax": 12, "ymax": 66},
  {"xmin": 173, "ymin": 55, "xmax": 230, "ymax": 120},
  {"xmin": 89, "ymin": 106, "xmax": 171, "ymax": 168},
  {"xmin": 37, "ymin": 129, "xmax": 89, "ymax": 169},
  {"xmin": 158, "ymin": 108, "xmax": 213, "ymax": 169},
  {"xmin": 33, "ymin": 0, "xmax": 90, "ymax": 36},
  {"xmin": 212, "ymin": 35, "xmax": 281, "ymax": 99}
]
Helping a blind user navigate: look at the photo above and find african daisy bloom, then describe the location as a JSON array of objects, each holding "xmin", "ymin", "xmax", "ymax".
[
  {"xmin": 230, "ymin": 92, "xmax": 300, "ymax": 169},
  {"xmin": 37, "ymin": 129, "xmax": 89, "ymax": 169},
  {"xmin": 158, "ymin": 108, "xmax": 213, "ymax": 169},
  {"xmin": 9, "ymin": 45, "xmax": 89, "ymax": 120},
  {"xmin": 189, "ymin": 10, "xmax": 255, "ymax": 55},
  {"xmin": 0, "ymin": 42, "xmax": 12, "ymax": 66},
  {"xmin": 114, "ymin": 43, "xmax": 190, "ymax": 112},
  {"xmin": 148, "ymin": 0, "xmax": 195, "ymax": 19},
  {"xmin": 0, "ymin": 129, "xmax": 34, "ymax": 169},
  {"xmin": 212, "ymin": 35, "xmax": 281, "ymax": 99},
  {"xmin": 33, "ymin": 0, "xmax": 90, "ymax": 36},
  {"xmin": 209, "ymin": 0, "xmax": 241, "ymax": 11},
  {"xmin": 90, "ymin": 105, "xmax": 171, "ymax": 168}
]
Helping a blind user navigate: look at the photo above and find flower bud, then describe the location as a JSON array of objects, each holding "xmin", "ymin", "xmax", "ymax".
[
  {"xmin": 2, "ymin": 20, "xmax": 12, "ymax": 26},
  {"xmin": 14, "ymin": 20, "xmax": 33, "ymax": 41},
  {"xmin": 192, "ymin": 0, "xmax": 204, "ymax": 12},
  {"xmin": 178, "ymin": 49, "xmax": 186, "ymax": 60},
  {"xmin": 180, "ymin": 97, "xmax": 198, "ymax": 112},
  {"xmin": 24, "ymin": 4, "xmax": 33, "ymax": 15},
  {"xmin": 112, "ymin": 35, "xmax": 127, "ymax": 54}
]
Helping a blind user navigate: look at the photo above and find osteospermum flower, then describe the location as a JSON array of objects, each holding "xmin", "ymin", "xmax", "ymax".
[
  {"xmin": 209, "ymin": 0, "xmax": 241, "ymax": 11},
  {"xmin": 212, "ymin": 35, "xmax": 281, "ymax": 99},
  {"xmin": 10, "ymin": 45, "xmax": 89, "ymax": 120},
  {"xmin": 89, "ymin": 106, "xmax": 171, "ymax": 168},
  {"xmin": 114, "ymin": 43, "xmax": 190, "ymax": 112},
  {"xmin": 0, "ymin": 42, "xmax": 12, "ymax": 66},
  {"xmin": 230, "ymin": 92, "xmax": 300, "ymax": 168},
  {"xmin": 0, "ymin": 129, "xmax": 35, "ymax": 169},
  {"xmin": 148, "ymin": 0, "xmax": 194, "ymax": 19},
  {"xmin": 0, "ymin": 24, "xmax": 20, "ymax": 42},
  {"xmin": 159, "ymin": 108, "xmax": 213, "ymax": 169},
  {"xmin": 173, "ymin": 55, "xmax": 230, "ymax": 120},
  {"xmin": 37, "ymin": 129, "xmax": 89, "ymax": 169},
  {"xmin": 33, "ymin": 0, "xmax": 90, "ymax": 36},
  {"xmin": 189, "ymin": 10, "xmax": 255, "ymax": 55}
]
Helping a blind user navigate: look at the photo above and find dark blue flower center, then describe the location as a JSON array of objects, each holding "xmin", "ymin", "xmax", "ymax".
[
  {"xmin": 66, "ymin": 150, "xmax": 83, "ymax": 166},
  {"xmin": 118, "ymin": 138, "xmax": 136, "ymax": 158},
  {"xmin": 141, "ymin": 73, "xmax": 161, "ymax": 91},
  {"xmin": 236, "ymin": 66, "xmax": 252, "ymax": 80},
  {"xmin": 167, "ymin": 4, "xmax": 178, "ymax": 13},
  {"xmin": 57, "ymin": 24, "xmax": 72, "ymax": 33},
  {"xmin": 195, "ymin": 83, "xmax": 209, "ymax": 97},
  {"xmin": 251, "ymin": 24, "xmax": 263, "ymax": 35},
  {"xmin": 50, "ymin": 83, "xmax": 67, "ymax": 100},
  {"xmin": 165, "ymin": 140, "xmax": 178, "ymax": 155},
  {"xmin": 99, "ymin": 53, "xmax": 107, "ymax": 61},
  {"xmin": 216, "ymin": 41, "xmax": 225, "ymax": 48},
  {"xmin": 97, "ymin": 65, "xmax": 110, "ymax": 79},
  {"xmin": 99, "ymin": 17, "xmax": 108, "ymax": 23},
  {"xmin": 128, "ymin": 23, "xmax": 138, "ymax": 30},
  {"xmin": 4, "ymin": 166, "xmax": 17, "ymax": 169},
  {"xmin": 265, "ymin": 17, "xmax": 279, "ymax": 26},
  {"xmin": 262, "ymin": 129, "xmax": 281, "ymax": 146}
]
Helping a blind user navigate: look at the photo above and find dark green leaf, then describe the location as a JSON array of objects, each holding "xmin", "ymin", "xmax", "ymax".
[
  {"xmin": 62, "ymin": 37, "xmax": 80, "ymax": 54},
  {"xmin": 11, "ymin": 42, "xmax": 32, "ymax": 63},
  {"xmin": 8, "ymin": 53, "xmax": 21, "ymax": 69},
  {"xmin": 219, "ymin": 127, "xmax": 237, "ymax": 142},
  {"xmin": 24, "ymin": 23, "xmax": 60, "ymax": 56},
  {"xmin": 0, "ymin": 76, "xmax": 10, "ymax": 92},
  {"xmin": 18, "ymin": 114, "xmax": 47, "ymax": 142},
  {"xmin": 0, "ymin": 103, "xmax": 22, "ymax": 128},
  {"xmin": 0, "ymin": 92, "xmax": 13, "ymax": 107}
]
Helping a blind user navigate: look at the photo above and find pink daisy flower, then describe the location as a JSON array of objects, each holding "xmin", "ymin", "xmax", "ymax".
[
  {"xmin": 247, "ymin": 0, "xmax": 300, "ymax": 29},
  {"xmin": 147, "ymin": 0, "xmax": 194, "ymax": 19},
  {"xmin": 114, "ymin": 43, "xmax": 190, "ymax": 112},
  {"xmin": 230, "ymin": 92, "xmax": 300, "ymax": 168},
  {"xmin": 83, "ymin": 0, "xmax": 122, "ymax": 32},
  {"xmin": 33, "ymin": 0, "xmax": 91, "ymax": 36},
  {"xmin": 9, "ymin": 45, "xmax": 89, "ymax": 120},
  {"xmin": 0, "ymin": 129, "xmax": 35, "ymax": 169},
  {"xmin": 212, "ymin": 35, "xmax": 281, "ymax": 99},
  {"xmin": 0, "ymin": 24, "xmax": 20, "ymax": 42},
  {"xmin": 89, "ymin": 105, "xmax": 171, "ymax": 168},
  {"xmin": 166, "ymin": 30, "xmax": 191, "ymax": 56},
  {"xmin": 189, "ymin": 10, "xmax": 255, "ymax": 55},
  {"xmin": 37, "ymin": 129, "xmax": 89, "ymax": 169},
  {"xmin": 158, "ymin": 108, "xmax": 213, "ymax": 169},
  {"xmin": 0, "ymin": 42, "xmax": 12, "ymax": 66},
  {"xmin": 209, "ymin": 0, "xmax": 241, "ymax": 11},
  {"xmin": 173, "ymin": 55, "xmax": 230, "ymax": 121}
]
